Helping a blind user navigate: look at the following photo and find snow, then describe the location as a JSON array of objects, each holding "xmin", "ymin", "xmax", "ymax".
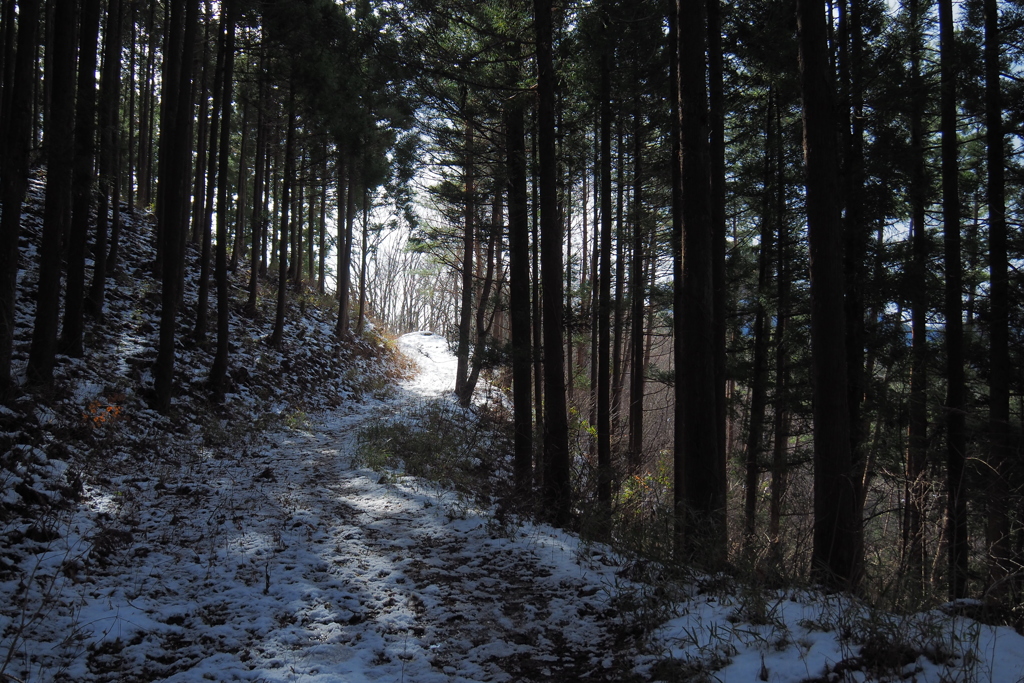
[
  {"xmin": 3, "ymin": 321, "xmax": 1024, "ymax": 680},
  {"xmin": 2, "ymin": 331, "xmax": 1024, "ymax": 683},
  {"xmin": 1, "ymin": 333, "xmax": 637, "ymax": 681}
]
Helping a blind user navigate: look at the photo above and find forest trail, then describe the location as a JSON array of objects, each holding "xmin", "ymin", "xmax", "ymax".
[{"xmin": 6, "ymin": 333, "xmax": 639, "ymax": 682}]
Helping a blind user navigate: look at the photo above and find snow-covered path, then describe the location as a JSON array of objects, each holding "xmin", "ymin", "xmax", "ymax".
[
  {"xmin": 2, "ymin": 332, "xmax": 635, "ymax": 682},
  {"xmin": 8, "ymin": 331, "xmax": 1024, "ymax": 683}
]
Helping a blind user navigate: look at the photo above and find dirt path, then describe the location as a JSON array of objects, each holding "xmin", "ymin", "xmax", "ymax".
[{"xmin": 18, "ymin": 336, "xmax": 644, "ymax": 682}]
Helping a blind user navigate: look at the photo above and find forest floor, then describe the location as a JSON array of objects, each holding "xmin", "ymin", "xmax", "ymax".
[
  {"xmin": 2, "ymin": 330, "xmax": 644, "ymax": 682},
  {"xmin": 4, "ymin": 329, "xmax": 1024, "ymax": 683},
  {"xmin": 3, "ymin": 178, "xmax": 1024, "ymax": 682}
]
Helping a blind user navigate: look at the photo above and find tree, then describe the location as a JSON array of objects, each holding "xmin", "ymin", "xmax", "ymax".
[
  {"xmin": 0, "ymin": 0, "xmax": 41, "ymax": 398},
  {"xmin": 674, "ymin": 0, "xmax": 726, "ymax": 562},
  {"xmin": 210, "ymin": 0, "xmax": 238, "ymax": 399},
  {"xmin": 905, "ymin": 0, "xmax": 929, "ymax": 598},
  {"xmin": 244, "ymin": 50, "xmax": 269, "ymax": 317},
  {"xmin": 270, "ymin": 85, "xmax": 296, "ymax": 348},
  {"xmin": 86, "ymin": 0, "xmax": 125, "ymax": 315},
  {"xmin": 627, "ymin": 100, "xmax": 646, "ymax": 473},
  {"xmin": 982, "ymin": 0, "xmax": 1010, "ymax": 592},
  {"xmin": 27, "ymin": 0, "xmax": 77, "ymax": 386},
  {"xmin": 507, "ymin": 94, "xmax": 533, "ymax": 495},
  {"xmin": 535, "ymin": 0, "xmax": 571, "ymax": 527},
  {"xmin": 743, "ymin": 92, "xmax": 775, "ymax": 542},
  {"xmin": 153, "ymin": 0, "xmax": 200, "ymax": 411},
  {"xmin": 796, "ymin": 0, "xmax": 862, "ymax": 589},
  {"xmin": 195, "ymin": 3, "xmax": 227, "ymax": 346},
  {"xmin": 60, "ymin": 0, "xmax": 102, "ymax": 357},
  {"xmin": 454, "ymin": 119, "xmax": 475, "ymax": 403},
  {"xmin": 939, "ymin": 0, "xmax": 968, "ymax": 600},
  {"xmin": 596, "ymin": 3, "xmax": 614, "ymax": 518}
]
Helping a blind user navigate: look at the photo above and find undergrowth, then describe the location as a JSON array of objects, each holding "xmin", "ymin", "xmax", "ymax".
[{"xmin": 354, "ymin": 397, "xmax": 511, "ymax": 513}]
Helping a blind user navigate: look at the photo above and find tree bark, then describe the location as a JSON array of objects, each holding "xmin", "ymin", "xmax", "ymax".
[
  {"xmin": 983, "ymin": 0, "xmax": 1009, "ymax": 594},
  {"xmin": 535, "ymin": 0, "xmax": 571, "ymax": 527},
  {"xmin": 318, "ymin": 156, "xmax": 328, "ymax": 295},
  {"xmin": 0, "ymin": 0, "xmax": 41, "ymax": 397},
  {"xmin": 245, "ymin": 55, "xmax": 268, "ymax": 316},
  {"xmin": 797, "ymin": 0, "xmax": 862, "ymax": 589},
  {"xmin": 28, "ymin": 0, "xmax": 77, "ymax": 385},
  {"xmin": 939, "ymin": 0, "xmax": 968, "ymax": 601},
  {"xmin": 87, "ymin": 0, "xmax": 124, "ymax": 315},
  {"xmin": 335, "ymin": 151, "xmax": 350, "ymax": 339},
  {"xmin": 905, "ymin": 0, "xmax": 928, "ymax": 599},
  {"xmin": 769, "ymin": 92, "xmax": 789, "ymax": 549},
  {"xmin": 153, "ymin": 0, "xmax": 199, "ymax": 411},
  {"xmin": 507, "ymin": 98, "xmax": 533, "ymax": 494},
  {"xmin": 195, "ymin": 6, "xmax": 226, "ymax": 345},
  {"xmin": 597, "ymin": 12, "xmax": 614, "ymax": 517},
  {"xmin": 231, "ymin": 97, "xmax": 249, "ymax": 272},
  {"xmin": 337, "ymin": 152, "xmax": 356, "ymax": 340},
  {"xmin": 707, "ymin": 0, "xmax": 728, "ymax": 486},
  {"xmin": 675, "ymin": 0, "xmax": 726, "ymax": 563},
  {"xmin": 455, "ymin": 119, "xmax": 475, "ymax": 402},
  {"xmin": 744, "ymin": 91, "xmax": 775, "ymax": 543},
  {"xmin": 210, "ymin": 0, "xmax": 237, "ymax": 400},
  {"xmin": 190, "ymin": 3, "xmax": 211, "ymax": 246},
  {"xmin": 355, "ymin": 187, "xmax": 369, "ymax": 335},
  {"xmin": 463, "ymin": 189, "xmax": 500, "ymax": 404},
  {"xmin": 531, "ymin": 123, "xmax": 544, "ymax": 489},
  {"xmin": 60, "ymin": 0, "xmax": 101, "ymax": 357},
  {"xmin": 628, "ymin": 100, "xmax": 645, "ymax": 474},
  {"xmin": 270, "ymin": 86, "xmax": 295, "ymax": 348}
]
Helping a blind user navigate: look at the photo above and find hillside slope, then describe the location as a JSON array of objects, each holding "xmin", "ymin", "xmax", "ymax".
[{"xmin": 3, "ymin": 180, "xmax": 1024, "ymax": 683}]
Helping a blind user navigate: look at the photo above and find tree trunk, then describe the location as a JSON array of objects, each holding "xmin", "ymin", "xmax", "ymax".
[
  {"xmin": 269, "ymin": 86, "xmax": 295, "ymax": 348},
  {"xmin": 983, "ymin": 0, "xmax": 1009, "ymax": 593},
  {"xmin": 905, "ymin": 0, "xmax": 928, "ymax": 599},
  {"xmin": 675, "ymin": 0, "xmax": 726, "ymax": 563},
  {"xmin": 293, "ymin": 170, "xmax": 303, "ymax": 288},
  {"xmin": 596, "ymin": 14, "xmax": 614, "ymax": 517},
  {"xmin": 245, "ymin": 57, "xmax": 267, "ymax": 316},
  {"xmin": 28, "ymin": 0, "xmax": 77, "ymax": 385},
  {"xmin": 744, "ymin": 91, "xmax": 775, "ymax": 543},
  {"xmin": 611, "ymin": 120, "xmax": 626, "ymax": 437},
  {"xmin": 210, "ymin": 0, "xmax": 236, "ymax": 400},
  {"xmin": 190, "ymin": 3, "xmax": 211, "ymax": 246},
  {"xmin": 231, "ymin": 97, "xmax": 249, "ymax": 272},
  {"xmin": 797, "ymin": 0, "xmax": 861, "ymax": 589},
  {"xmin": 769, "ymin": 95, "xmax": 789, "ymax": 549},
  {"xmin": 455, "ymin": 119, "xmax": 475, "ymax": 401},
  {"xmin": 535, "ymin": 0, "xmax": 571, "ymax": 527},
  {"xmin": 0, "ymin": 0, "xmax": 41, "ymax": 397},
  {"xmin": 305, "ymin": 171, "xmax": 313, "ymax": 288},
  {"xmin": 531, "ymin": 123, "xmax": 545, "ymax": 489},
  {"xmin": 337, "ymin": 153, "xmax": 356, "ymax": 340},
  {"xmin": 0, "ymin": 0, "xmax": 14, "ymax": 114},
  {"xmin": 195, "ymin": 7, "xmax": 226, "ymax": 345},
  {"xmin": 507, "ymin": 97, "xmax": 533, "ymax": 494},
  {"xmin": 707, "ymin": 0, "xmax": 728, "ymax": 483},
  {"xmin": 87, "ymin": 0, "xmax": 123, "ymax": 315},
  {"xmin": 841, "ymin": 0, "xmax": 868, "ymax": 494},
  {"xmin": 463, "ymin": 188, "xmax": 500, "ymax": 404},
  {"xmin": 356, "ymin": 187, "xmax": 369, "ymax": 335},
  {"xmin": 939, "ymin": 0, "xmax": 968, "ymax": 601},
  {"xmin": 628, "ymin": 100, "xmax": 645, "ymax": 473},
  {"xmin": 318, "ymin": 156, "xmax": 328, "ymax": 295},
  {"xmin": 154, "ymin": 0, "xmax": 199, "ymax": 411},
  {"xmin": 123, "ymin": 0, "xmax": 137, "ymax": 213},
  {"xmin": 335, "ymin": 151, "xmax": 350, "ymax": 339},
  {"xmin": 136, "ymin": 0, "xmax": 157, "ymax": 210}
]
